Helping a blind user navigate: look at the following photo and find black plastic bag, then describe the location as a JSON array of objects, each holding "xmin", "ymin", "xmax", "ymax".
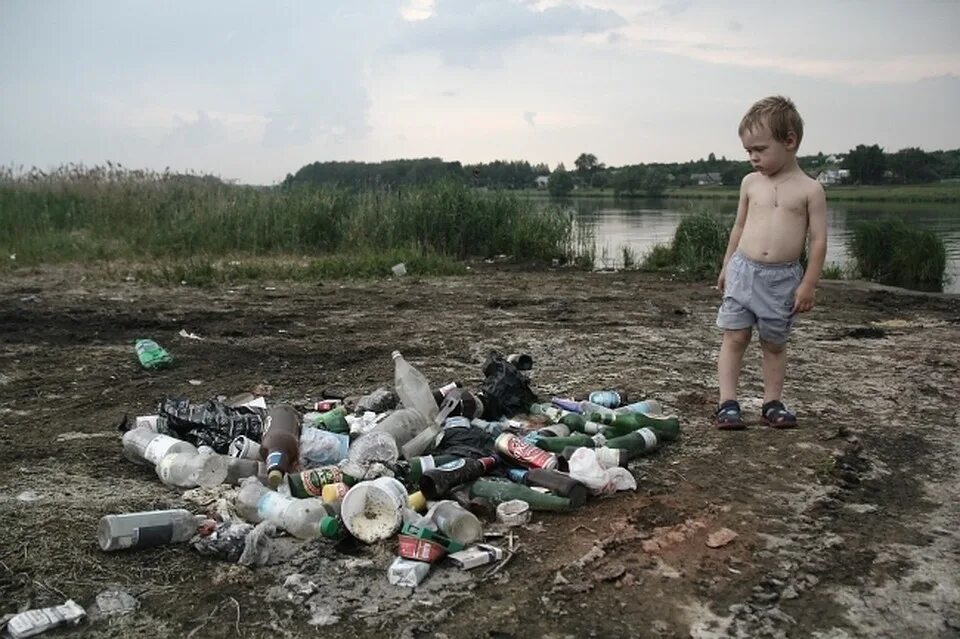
[
  {"xmin": 157, "ymin": 397, "xmax": 266, "ymax": 454},
  {"xmin": 480, "ymin": 350, "xmax": 539, "ymax": 419}
]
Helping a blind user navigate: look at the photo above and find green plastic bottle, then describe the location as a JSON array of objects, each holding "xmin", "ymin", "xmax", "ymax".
[
  {"xmin": 588, "ymin": 412, "xmax": 680, "ymax": 441},
  {"xmin": 533, "ymin": 433, "xmax": 597, "ymax": 453},
  {"xmin": 470, "ymin": 478, "xmax": 574, "ymax": 511},
  {"xmin": 604, "ymin": 427, "xmax": 661, "ymax": 459},
  {"xmin": 314, "ymin": 406, "xmax": 350, "ymax": 434},
  {"xmin": 134, "ymin": 339, "xmax": 173, "ymax": 370}
]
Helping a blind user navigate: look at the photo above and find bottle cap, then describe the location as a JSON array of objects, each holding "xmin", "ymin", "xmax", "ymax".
[
  {"xmin": 407, "ymin": 491, "xmax": 427, "ymax": 513},
  {"xmin": 319, "ymin": 516, "xmax": 340, "ymax": 538},
  {"xmin": 267, "ymin": 470, "xmax": 283, "ymax": 489},
  {"xmin": 391, "ymin": 350, "xmax": 402, "ymax": 360}
]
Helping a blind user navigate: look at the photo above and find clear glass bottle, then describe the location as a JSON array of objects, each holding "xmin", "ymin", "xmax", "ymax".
[
  {"xmin": 428, "ymin": 500, "xmax": 483, "ymax": 545},
  {"xmin": 98, "ymin": 509, "xmax": 205, "ymax": 551}
]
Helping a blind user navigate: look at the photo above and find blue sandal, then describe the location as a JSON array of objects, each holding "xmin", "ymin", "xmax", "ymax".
[
  {"xmin": 714, "ymin": 400, "xmax": 747, "ymax": 430},
  {"xmin": 761, "ymin": 400, "xmax": 798, "ymax": 429}
]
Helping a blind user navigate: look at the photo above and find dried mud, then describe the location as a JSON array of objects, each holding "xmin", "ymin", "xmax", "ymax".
[{"xmin": 1, "ymin": 265, "xmax": 959, "ymax": 639}]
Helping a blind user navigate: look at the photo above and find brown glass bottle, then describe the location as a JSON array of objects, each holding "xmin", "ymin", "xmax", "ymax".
[{"xmin": 260, "ymin": 404, "xmax": 301, "ymax": 489}]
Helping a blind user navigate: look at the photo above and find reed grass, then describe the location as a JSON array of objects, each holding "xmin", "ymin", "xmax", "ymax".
[
  {"xmin": 640, "ymin": 208, "xmax": 732, "ymax": 278},
  {"xmin": 849, "ymin": 217, "xmax": 947, "ymax": 290},
  {"xmin": 0, "ymin": 165, "xmax": 577, "ymax": 277}
]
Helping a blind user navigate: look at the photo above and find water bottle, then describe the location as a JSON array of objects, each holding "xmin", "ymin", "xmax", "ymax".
[
  {"xmin": 261, "ymin": 404, "xmax": 302, "ymax": 489},
  {"xmin": 428, "ymin": 500, "xmax": 483, "ymax": 545},
  {"xmin": 122, "ymin": 427, "xmax": 198, "ymax": 465},
  {"xmin": 615, "ymin": 399, "xmax": 663, "ymax": 416},
  {"xmin": 134, "ymin": 338, "xmax": 173, "ymax": 369},
  {"xmin": 98, "ymin": 509, "xmax": 206, "ymax": 551},
  {"xmin": 392, "ymin": 350, "xmax": 438, "ymax": 420},
  {"xmin": 156, "ymin": 452, "xmax": 230, "ymax": 488},
  {"xmin": 235, "ymin": 477, "xmax": 330, "ymax": 539}
]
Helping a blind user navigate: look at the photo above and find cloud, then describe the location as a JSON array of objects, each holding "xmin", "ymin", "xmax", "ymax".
[
  {"xmin": 166, "ymin": 111, "xmax": 228, "ymax": 148},
  {"xmin": 523, "ymin": 111, "xmax": 537, "ymax": 126},
  {"xmin": 390, "ymin": 0, "xmax": 627, "ymax": 66}
]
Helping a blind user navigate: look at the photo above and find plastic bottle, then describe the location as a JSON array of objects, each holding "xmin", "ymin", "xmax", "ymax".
[
  {"xmin": 134, "ymin": 338, "xmax": 173, "ymax": 369},
  {"xmin": 507, "ymin": 468, "xmax": 588, "ymax": 507},
  {"xmin": 393, "ymin": 351, "xmax": 439, "ymax": 419},
  {"xmin": 235, "ymin": 478, "xmax": 329, "ymax": 539},
  {"xmin": 224, "ymin": 458, "xmax": 263, "ymax": 486},
  {"xmin": 469, "ymin": 479, "xmax": 574, "ymax": 512},
  {"xmin": 156, "ymin": 451, "xmax": 230, "ymax": 488},
  {"xmin": 400, "ymin": 422, "xmax": 442, "ymax": 460},
  {"xmin": 614, "ymin": 399, "xmax": 663, "ymax": 416},
  {"xmin": 122, "ymin": 427, "xmax": 197, "ymax": 466},
  {"xmin": 261, "ymin": 404, "xmax": 302, "ymax": 489},
  {"xmin": 428, "ymin": 500, "xmax": 483, "ymax": 545},
  {"xmin": 98, "ymin": 509, "xmax": 206, "ymax": 551},
  {"xmin": 6, "ymin": 600, "xmax": 86, "ymax": 638},
  {"xmin": 419, "ymin": 456, "xmax": 499, "ymax": 500},
  {"xmin": 373, "ymin": 408, "xmax": 430, "ymax": 450},
  {"xmin": 587, "ymin": 390, "xmax": 628, "ymax": 408}
]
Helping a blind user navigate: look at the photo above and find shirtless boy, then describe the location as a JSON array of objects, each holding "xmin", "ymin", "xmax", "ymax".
[{"xmin": 714, "ymin": 96, "xmax": 827, "ymax": 430}]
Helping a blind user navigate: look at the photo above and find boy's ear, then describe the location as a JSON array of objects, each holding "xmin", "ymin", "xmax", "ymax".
[{"xmin": 784, "ymin": 131, "xmax": 799, "ymax": 151}]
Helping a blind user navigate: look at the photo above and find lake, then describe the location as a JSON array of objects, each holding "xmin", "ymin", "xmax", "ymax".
[{"xmin": 563, "ymin": 197, "xmax": 960, "ymax": 294}]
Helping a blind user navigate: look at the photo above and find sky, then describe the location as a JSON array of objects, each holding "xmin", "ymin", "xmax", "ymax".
[{"xmin": 1, "ymin": 0, "xmax": 958, "ymax": 184}]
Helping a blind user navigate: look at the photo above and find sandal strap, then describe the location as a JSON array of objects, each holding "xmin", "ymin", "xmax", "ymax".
[{"xmin": 762, "ymin": 400, "xmax": 795, "ymax": 420}]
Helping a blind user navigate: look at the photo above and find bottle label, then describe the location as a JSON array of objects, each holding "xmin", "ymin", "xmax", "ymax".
[
  {"xmin": 591, "ymin": 433, "xmax": 608, "ymax": 447},
  {"xmin": 418, "ymin": 456, "xmax": 437, "ymax": 473},
  {"xmin": 583, "ymin": 421, "xmax": 603, "ymax": 435},
  {"xmin": 144, "ymin": 435, "xmax": 182, "ymax": 465},
  {"xmin": 265, "ymin": 451, "xmax": 284, "ymax": 470},
  {"xmin": 437, "ymin": 459, "xmax": 466, "ymax": 472},
  {"xmin": 132, "ymin": 523, "xmax": 174, "ymax": 549},
  {"xmin": 638, "ymin": 428, "xmax": 658, "ymax": 449},
  {"xmin": 301, "ymin": 467, "xmax": 342, "ymax": 496}
]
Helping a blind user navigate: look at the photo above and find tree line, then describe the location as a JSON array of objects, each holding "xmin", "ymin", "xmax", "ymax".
[{"xmin": 282, "ymin": 147, "xmax": 960, "ymax": 195}]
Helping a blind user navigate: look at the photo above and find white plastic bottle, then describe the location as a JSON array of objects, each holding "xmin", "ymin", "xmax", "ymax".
[
  {"xmin": 122, "ymin": 427, "xmax": 197, "ymax": 466},
  {"xmin": 98, "ymin": 509, "xmax": 206, "ymax": 551},
  {"xmin": 235, "ymin": 477, "xmax": 328, "ymax": 539},
  {"xmin": 156, "ymin": 452, "xmax": 229, "ymax": 488},
  {"xmin": 392, "ymin": 351, "xmax": 438, "ymax": 420}
]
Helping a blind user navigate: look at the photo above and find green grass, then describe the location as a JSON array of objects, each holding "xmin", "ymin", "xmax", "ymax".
[
  {"xmin": 0, "ymin": 165, "xmax": 580, "ymax": 280},
  {"xmin": 849, "ymin": 218, "xmax": 947, "ymax": 290},
  {"xmin": 640, "ymin": 208, "xmax": 732, "ymax": 278}
]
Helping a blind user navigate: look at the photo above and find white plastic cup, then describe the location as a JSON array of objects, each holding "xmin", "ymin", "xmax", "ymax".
[
  {"xmin": 341, "ymin": 477, "xmax": 408, "ymax": 543},
  {"xmin": 229, "ymin": 435, "xmax": 262, "ymax": 460}
]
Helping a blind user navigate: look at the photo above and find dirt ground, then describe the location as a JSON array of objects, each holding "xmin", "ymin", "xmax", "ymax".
[{"xmin": 1, "ymin": 264, "xmax": 959, "ymax": 639}]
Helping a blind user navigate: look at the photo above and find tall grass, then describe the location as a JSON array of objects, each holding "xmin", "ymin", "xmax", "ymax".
[
  {"xmin": 641, "ymin": 208, "xmax": 731, "ymax": 278},
  {"xmin": 849, "ymin": 218, "xmax": 947, "ymax": 290},
  {"xmin": 0, "ymin": 165, "xmax": 577, "ymax": 276}
]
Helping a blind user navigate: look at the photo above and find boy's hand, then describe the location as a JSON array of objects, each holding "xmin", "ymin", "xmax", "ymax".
[
  {"xmin": 792, "ymin": 283, "xmax": 816, "ymax": 313},
  {"xmin": 716, "ymin": 269, "xmax": 726, "ymax": 293}
]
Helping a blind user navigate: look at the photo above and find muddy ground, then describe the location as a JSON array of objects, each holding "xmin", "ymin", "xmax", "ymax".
[{"xmin": 0, "ymin": 264, "xmax": 958, "ymax": 639}]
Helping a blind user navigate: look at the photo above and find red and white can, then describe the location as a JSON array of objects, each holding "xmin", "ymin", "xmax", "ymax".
[{"xmin": 495, "ymin": 433, "xmax": 558, "ymax": 470}]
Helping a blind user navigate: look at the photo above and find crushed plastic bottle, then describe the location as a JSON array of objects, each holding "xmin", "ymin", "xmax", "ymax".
[
  {"xmin": 134, "ymin": 338, "xmax": 173, "ymax": 370},
  {"xmin": 7, "ymin": 600, "xmax": 86, "ymax": 639},
  {"xmin": 392, "ymin": 351, "xmax": 438, "ymax": 420}
]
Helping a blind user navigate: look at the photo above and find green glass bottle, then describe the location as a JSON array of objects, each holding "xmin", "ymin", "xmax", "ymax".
[
  {"xmin": 533, "ymin": 433, "xmax": 596, "ymax": 453},
  {"xmin": 559, "ymin": 413, "xmax": 607, "ymax": 434},
  {"xmin": 603, "ymin": 427, "xmax": 661, "ymax": 460},
  {"xmin": 469, "ymin": 478, "xmax": 574, "ymax": 511},
  {"xmin": 588, "ymin": 412, "xmax": 680, "ymax": 441}
]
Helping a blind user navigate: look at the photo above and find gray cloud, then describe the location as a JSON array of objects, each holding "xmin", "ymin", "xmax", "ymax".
[
  {"xmin": 523, "ymin": 111, "xmax": 537, "ymax": 127},
  {"xmin": 390, "ymin": 0, "xmax": 627, "ymax": 66},
  {"xmin": 166, "ymin": 111, "xmax": 228, "ymax": 148}
]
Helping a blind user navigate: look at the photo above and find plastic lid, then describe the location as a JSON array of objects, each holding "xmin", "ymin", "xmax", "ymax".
[
  {"xmin": 267, "ymin": 470, "xmax": 283, "ymax": 489},
  {"xmin": 407, "ymin": 491, "xmax": 427, "ymax": 513},
  {"xmin": 320, "ymin": 516, "xmax": 340, "ymax": 538}
]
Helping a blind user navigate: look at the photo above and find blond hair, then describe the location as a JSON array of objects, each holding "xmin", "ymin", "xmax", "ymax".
[{"xmin": 739, "ymin": 96, "xmax": 804, "ymax": 146}]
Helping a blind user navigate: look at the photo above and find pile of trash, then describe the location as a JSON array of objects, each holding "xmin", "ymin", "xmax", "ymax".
[{"xmin": 3, "ymin": 345, "xmax": 680, "ymax": 636}]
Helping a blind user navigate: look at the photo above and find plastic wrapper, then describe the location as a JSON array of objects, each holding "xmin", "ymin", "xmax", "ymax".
[
  {"xmin": 387, "ymin": 556, "xmax": 431, "ymax": 587},
  {"xmin": 567, "ymin": 448, "xmax": 636, "ymax": 495},
  {"xmin": 299, "ymin": 428, "xmax": 349, "ymax": 468}
]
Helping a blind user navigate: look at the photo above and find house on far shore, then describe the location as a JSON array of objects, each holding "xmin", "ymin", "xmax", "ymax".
[
  {"xmin": 816, "ymin": 169, "xmax": 850, "ymax": 186},
  {"xmin": 534, "ymin": 175, "xmax": 550, "ymax": 189},
  {"xmin": 690, "ymin": 172, "xmax": 722, "ymax": 186}
]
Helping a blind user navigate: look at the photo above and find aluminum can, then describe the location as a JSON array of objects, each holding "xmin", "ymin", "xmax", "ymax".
[{"xmin": 495, "ymin": 433, "xmax": 558, "ymax": 470}]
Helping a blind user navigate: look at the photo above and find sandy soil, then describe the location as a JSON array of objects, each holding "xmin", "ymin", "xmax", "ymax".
[{"xmin": 1, "ymin": 264, "xmax": 958, "ymax": 639}]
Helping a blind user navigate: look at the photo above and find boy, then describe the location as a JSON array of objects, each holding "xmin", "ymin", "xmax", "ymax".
[{"xmin": 714, "ymin": 96, "xmax": 827, "ymax": 430}]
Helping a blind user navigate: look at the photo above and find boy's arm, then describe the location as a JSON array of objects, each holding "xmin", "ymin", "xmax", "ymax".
[
  {"xmin": 793, "ymin": 184, "xmax": 827, "ymax": 313},
  {"xmin": 717, "ymin": 176, "xmax": 751, "ymax": 291}
]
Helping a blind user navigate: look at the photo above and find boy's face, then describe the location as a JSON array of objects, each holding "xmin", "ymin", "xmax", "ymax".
[{"xmin": 740, "ymin": 124, "xmax": 797, "ymax": 176}]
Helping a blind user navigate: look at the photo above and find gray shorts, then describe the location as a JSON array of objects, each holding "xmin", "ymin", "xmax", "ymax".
[{"xmin": 716, "ymin": 251, "xmax": 803, "ymax": 344}]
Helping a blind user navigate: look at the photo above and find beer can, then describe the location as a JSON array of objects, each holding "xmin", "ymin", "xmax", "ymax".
[{"xmin": 495, "ymin": 433, "xmax": 558, "ymax": 470}]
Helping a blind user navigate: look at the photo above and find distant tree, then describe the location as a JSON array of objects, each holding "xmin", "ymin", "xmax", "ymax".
[
  {"xmin": 549, "ymin": 163, "xmax": 574, "ymax": 196},
  {"xmin": 889, "ymin": 147, "xmax": 940, "ymax": 184},
  {"xmin": 721, "ymin": 163, "xmax": 751, "ymax": 186},
  {"xmin": 611, "ymin": 166, "xmax": 644, "ymax": 196},
  {"xmin": 708, "ymin": 152, "xmax": 717, "ymax": 163},
  {"xmin": 642, "ymin": 169, "xmax": 668, "ymax": 198},
  {"xmin": 843, "ymin": 144, "xmax": 887, "ymax": 184},
  {"xmin": 574, "ymin": 153, "xmax": 600, "ymax": 176}
]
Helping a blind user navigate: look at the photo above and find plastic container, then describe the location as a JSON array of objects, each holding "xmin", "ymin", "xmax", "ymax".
[
  {"xmin": 122, "ymin": 427, "xmax": 197, "ymax": 466},
  {"xmin": 156, "ymin": 451, "xmax": 229, "ymax": 489},
  {"xmin": 392, "ymin": 351, "xmax": 438, "ymax": 420},
  {"xmin": 98, "ymin": 509, "xmax": 206, "ymax": 551},
  {"xmin": 341, "ymin": 477, "xmax": 409, "ymax": 543},
  {"xmin": 347, "ymin": 430, "xmax": 400, "ymax": 470},
  {"xmin": 261, "ymin": 404, "xmax": 302, "ymax": 488},
  {"xmin": 229, "ymin": 435, "xmax": 262, "ymax": 460},
  {"xmin": 373, "ymin": 408, "xmax": 430, "ymax": 450},
  {"xmin": 134, "ymin": 338, "xmax": 173, "ymax": 369},
  {"xmin": 428, "ymin": 500, "xmax": 483, "ymax": 545},
  {"xmin": 496, "ymin": 500, "xmax": 532, "ymax": 526}
]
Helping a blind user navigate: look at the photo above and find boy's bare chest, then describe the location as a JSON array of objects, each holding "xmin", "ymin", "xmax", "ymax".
[{"xmin": 747, "ymin": 182, "xmax": 807, "ymax": 217}]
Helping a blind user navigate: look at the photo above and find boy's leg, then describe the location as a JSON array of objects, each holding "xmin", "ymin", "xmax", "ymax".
[
  {"xmin": 718, "ymin": 328, "xmax": 752, "ymax": 403},
  {"xmin": 759, "ymin": 338, "xmax": 787, "ymax": 404}
]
